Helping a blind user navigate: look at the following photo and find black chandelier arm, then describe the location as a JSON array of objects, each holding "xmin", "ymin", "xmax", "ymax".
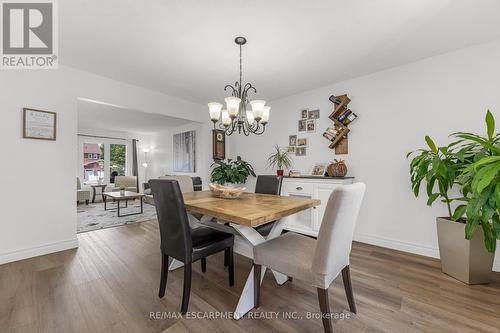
[
  {"xmin": 242, "ymin": 83, "xmax": 257, "ymax": 101},
  {"xmin": 224, "ymin": 84, "xmax": 237, "ymax": 97},
  {"xmin": 242, "ymin": 82, "xmax": 256, "ymax": 95},
  {"xmin": 251, "ymin": 122, "xmax": 266, "ymax": 135}
]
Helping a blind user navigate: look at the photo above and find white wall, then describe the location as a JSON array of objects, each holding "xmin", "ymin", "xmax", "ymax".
[
  {"xmin": 0, "ymin": 65, "xmax": 203, "ymax": 264},
  {"xmin": 149, "ymin": 121, "xmax": 218, "ymax": 188},
  {"xmin": 230, "ymin": 40, "xmax": 500, "ymax": 270}
]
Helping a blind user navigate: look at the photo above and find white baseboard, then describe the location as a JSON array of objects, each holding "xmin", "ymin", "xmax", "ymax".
[
  {"xmin": 354, "ymin": 233, "xmax": 500, "ymax": 272},
  {"xmin": 0, "ymin": 238, "xmax": 79, "ymax": 265}
]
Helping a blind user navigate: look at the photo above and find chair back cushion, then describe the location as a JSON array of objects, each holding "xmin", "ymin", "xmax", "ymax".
[
  {"xmin": 149, "ymin": 179, "xmax": 192, "ymax": 262},
  {"xmin": 115, "ymin": 176, "xmax": 137, "ymax": 191},
  {"xmin": 312, "ymin": 183, "xmax": 366, "ymax": 278},
  {"xmin": 77, "ymin": 177, "xmax": 82, "ymax": 190},
  {"xmin": 255, "ymin": 175, "xmax": 282, "ymax": 195},
  {"xmin": 158, "ymin": 175, "xmax": 194, "ymax": 193}
]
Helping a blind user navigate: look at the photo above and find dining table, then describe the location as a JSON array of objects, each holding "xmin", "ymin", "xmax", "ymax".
[{"xmin": 169, "ymin": 190, "xmax": 320, "ymax": 319}]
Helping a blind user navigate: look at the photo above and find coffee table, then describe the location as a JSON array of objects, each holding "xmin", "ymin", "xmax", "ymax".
[{"xmin": 103, "ymin": 191, "xmax": 145, "ymax": 217}]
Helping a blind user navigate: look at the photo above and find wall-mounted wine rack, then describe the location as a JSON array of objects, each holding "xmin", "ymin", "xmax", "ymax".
[{"xmin": 326, "ymin": 94, "xmax": 357, "ymax": 154}]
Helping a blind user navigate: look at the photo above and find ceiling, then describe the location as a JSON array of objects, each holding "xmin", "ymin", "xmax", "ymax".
[
  {"xmin": 77, "ymin": 99, "xmax": 194, "ymax": 134},
  {"xmin": 61, "ymin": 0, "xmax": 500, "ymax": 104}
]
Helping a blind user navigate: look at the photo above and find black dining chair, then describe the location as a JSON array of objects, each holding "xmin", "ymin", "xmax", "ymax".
[
  {"xmin": 149, "ymin": 179, "xmax": 235, "ymax": 314},
  {"xmin": 255, "ymin": 175, "xmax": 283, "ymax": 236}
]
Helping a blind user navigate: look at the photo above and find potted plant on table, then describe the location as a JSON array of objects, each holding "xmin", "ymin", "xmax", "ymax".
[
  {"xmin": 210, "ymin": 156, "xmax": 256, "ymax": 198},
  {"xmin": 407, "ymin": 111, "xmax": 499, "ymax": 284},
  {"xmin": 267, "ymin": 145, "xmax": 293, "ymax": 176}
]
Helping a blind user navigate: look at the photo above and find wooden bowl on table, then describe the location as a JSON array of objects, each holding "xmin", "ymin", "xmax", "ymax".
[{"xmin": 209, "ymin": 183, "xmax": 246, "ymax": 199}]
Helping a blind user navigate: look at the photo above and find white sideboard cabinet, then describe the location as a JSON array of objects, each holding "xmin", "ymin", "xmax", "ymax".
[{"xmin": 280, "ymin": 176, "xmax": 355, "ymax": 237}]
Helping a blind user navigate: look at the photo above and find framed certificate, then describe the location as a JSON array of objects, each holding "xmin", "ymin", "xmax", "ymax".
[{"xmin": 23, "ymin": 108, "xmax": 57, "ymax": 141}]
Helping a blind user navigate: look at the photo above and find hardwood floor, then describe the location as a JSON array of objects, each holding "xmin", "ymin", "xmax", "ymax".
[{"xmin": 1, "ymin": 220, "xmax": 499, "ymax": 333}]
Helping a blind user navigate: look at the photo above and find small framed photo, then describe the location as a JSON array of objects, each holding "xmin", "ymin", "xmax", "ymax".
[
  {"xmin": 296, "ymin": 147, "xmax": 306, "ymax": 156},
  {"xmin": 311, "ymin": 163, "xmax": 327, "ymax": 176},
  {"xmin": 308, "ymin": 109, "xmax": 320, "ymax": 119},
  {"xmin": 307, "ymin": 119, "xmax": 316, "ymax": 132},
  {"xmin": 298, "ymin": 119, "xmax": 307, "ymax": 132},
  {"xmin": 287, "ymin": 146, "xmax": 296, "ymax": 154},
  {"xmin": 301, "ymin": 109, "xmax": 308, "ymax": 119},
  {"xmin": 297, "ymin": 137, "xmax": 308, "ymax": 147},
  {"xmin": 289, "ymin": 135, "xmax": 297, "ymax": 146},
  {"xmin": 23, "ymin": 108, "xmax": 57, "ymax": 140}
]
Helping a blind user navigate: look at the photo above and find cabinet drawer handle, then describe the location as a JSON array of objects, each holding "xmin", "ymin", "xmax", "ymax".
[{"xmin": 296, "ymin": 186, "xmax": 303, "ymax": 190}]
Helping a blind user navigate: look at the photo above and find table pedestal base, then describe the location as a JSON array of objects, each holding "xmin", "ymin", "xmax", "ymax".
[{"xmin": 168, "ymin": 213, "xmax": 289, "ymax": 320}]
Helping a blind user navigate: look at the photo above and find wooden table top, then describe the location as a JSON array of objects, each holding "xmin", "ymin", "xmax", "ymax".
[
  {"xmin": 103, "ymin": 191, "xmax": 145, "ymax": 199},
  {"xmin": 183, "ymin": 191, "xmax": 320, "ymax": 227}
]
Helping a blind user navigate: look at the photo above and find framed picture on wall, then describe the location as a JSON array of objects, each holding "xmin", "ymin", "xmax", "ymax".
[
  {"xmin": 308, "ymin": 109, "xmax": 320, "ymax": 119},
  {"xmin": 173, "ymin": 130, "xmax": 196, "ymax": 172},
  {"xmin": 307, "ymin": 119, "xmax": 316, "ymax": 132},
  {"xmin": 298, "ymin": 119, "xmax": 306, "ymax": 132},
  {"xmin": 212, "ymin": 129, "xmax": 225, "ymax": 160},
  {"xmin": 23, "ymin": 108, "xmax": 57, "ymax": 140}
]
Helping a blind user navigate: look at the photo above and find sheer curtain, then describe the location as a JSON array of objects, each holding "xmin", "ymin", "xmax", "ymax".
[{"xmin": 132, "ymin": 139, "xmax": 139, "ymax": 190}]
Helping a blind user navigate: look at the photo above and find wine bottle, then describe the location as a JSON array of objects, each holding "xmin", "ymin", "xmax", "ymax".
[
  {"xmin": 338, "ymin": 109, "xmax": 352, "ymax": 122},
  {"xmin": 344, "ymin": 112, "xmax": 358, "ymax": 125}
]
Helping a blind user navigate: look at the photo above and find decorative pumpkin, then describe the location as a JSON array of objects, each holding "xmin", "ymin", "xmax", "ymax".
[{"xmin": 327, "ymin": 159, "xmax": 347, "ymax": 177}]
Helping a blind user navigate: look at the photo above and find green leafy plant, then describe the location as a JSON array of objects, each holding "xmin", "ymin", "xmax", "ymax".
[
  {"xmin": 407, "ymin": 136, "xmax": 465, "ymax": 219},
  {"xmin": 267, "ymin": 145, "xmax": 292, "ymax": 170},
  {"xmin": 407, "ymin": 110, "xmax": 499, "ymax": 252},
  {"xmin": 452, "ymin": 111, "xmax": 500, "ymax": 252},
  {"xmin": 210, "ymin": 156, "xmax": 256, "ymax": 185}
]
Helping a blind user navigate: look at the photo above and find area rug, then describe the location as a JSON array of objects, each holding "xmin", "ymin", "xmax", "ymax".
[{"xmin": 77, "ymin": 201, "xmax": 158, "ymax": 233}]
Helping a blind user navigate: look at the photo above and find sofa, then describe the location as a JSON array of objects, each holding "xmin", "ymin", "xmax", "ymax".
[
  {"xmin": 111, "ymin": 176, "xmax": 138, "ymax": 193},
  {"xmin": 144, "ymin": 175, "xmax": 202, "ymax": 205}
]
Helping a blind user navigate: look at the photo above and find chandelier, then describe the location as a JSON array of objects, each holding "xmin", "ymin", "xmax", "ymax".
[{"xmin": 207, "ymin": 37, "xmax": 270, "ymax": 136}]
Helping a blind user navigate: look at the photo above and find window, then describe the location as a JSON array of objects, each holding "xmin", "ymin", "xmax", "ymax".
[
  {"xmin": 110, "ymin": 143, "xmax": 127, "ymax": 183},
  {"xmin": 81, "ymin": 141, "xmax": 128, "ymax": 183},
  {"xmin": 83, "ymin": 143, "xmax": 104, "ymax": 182}
]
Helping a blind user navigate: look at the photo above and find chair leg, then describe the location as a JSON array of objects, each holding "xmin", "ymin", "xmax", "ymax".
[
  {"xmin": 158, "ymin": 254, "xmax": 169, "ymax": 298},
  {"xmin": 201, "ymin": 257, "xmax": 207, "ymax": 273},
  {"xmin": 253, "ymin": 263, "xmax": 261, "ymax": 308},
  {"xmin": 317, "ymin": 288, "xmax": 333, "ymax": 333},
  {"xmin": 228, "ymin": 247, "xmax": 234, "ymax": 286},
  {"xmin": 181, "ymin": 263, "xmax": 192, "ymax": 314},
  {"xmin": 341, "ymin": 265, "xmax": 357, "ymax": 314},
  {"xmin": 224, "ymin": 248, "xmax": 229, "ymax": 268}
]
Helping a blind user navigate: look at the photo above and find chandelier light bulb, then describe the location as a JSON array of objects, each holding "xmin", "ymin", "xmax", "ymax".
[
  {"xmin": 208, "ymin": 102, "xmax": 223, "ymax": 121},
  {"xmin": 250, "ymin": 100, "xmax": 266, "ymax": 120},
  {"xmin": 261, "ymin": 106, "xmax": 270, "ymax": 124},
  {"xmin": 225, "ymin": 97, "xmax": 241, "ymax": 118},
  {"xmin": 246, "ymin": 109, "xmax": 255, "ymax": 125},
  {"xmin": 221, "ymin": 110, "xmax": 231, "ymax": 126}
]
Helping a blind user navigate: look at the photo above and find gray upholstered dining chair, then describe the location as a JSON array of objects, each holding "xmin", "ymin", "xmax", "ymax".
[{"xmin": 252, "ymin": 183, "xmax": 366, "ymax": 333}]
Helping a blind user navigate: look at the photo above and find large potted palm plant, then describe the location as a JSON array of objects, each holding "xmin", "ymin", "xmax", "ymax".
[{"xmin": 407, "ymin": 111, "xmax": 498, "ymax": 284}]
